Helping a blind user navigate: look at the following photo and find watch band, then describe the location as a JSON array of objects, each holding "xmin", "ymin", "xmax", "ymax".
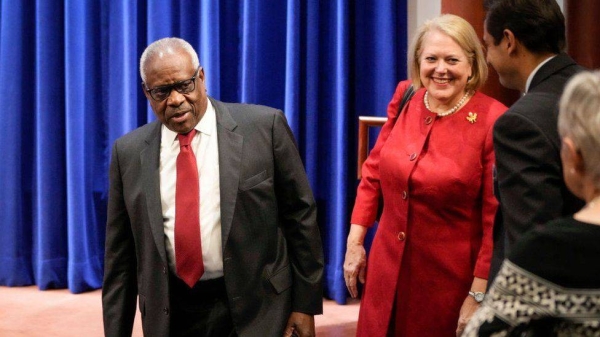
[{"xmin": 468, "ymin": 291, "xmax": 485, "ymax": 303}]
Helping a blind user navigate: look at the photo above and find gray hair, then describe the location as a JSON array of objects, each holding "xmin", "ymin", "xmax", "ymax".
[
  {"xmin": 558, "ymin": 70, "xmax": 600, "ymax": 190},
  {"xmin": 139, "ymin": 37, "xmax": 200, "ymax": 83}
]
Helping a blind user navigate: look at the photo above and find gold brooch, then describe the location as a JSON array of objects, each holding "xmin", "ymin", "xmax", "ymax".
[{"xmin": 466, "ymin": 112, "xmax": 477, "ymax": 123}]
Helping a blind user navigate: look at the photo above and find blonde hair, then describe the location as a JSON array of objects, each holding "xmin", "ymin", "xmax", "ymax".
[
  {"xmin": 558, "ymin": 70, "xmax": 600, "ymax": 190},
  {"xmin": 408, "ymin": 14, "xmax": 488, "ymax": 91},
  {"xmin": 139, "ymin": 37, "xmax": 200, "ymax": 83}
]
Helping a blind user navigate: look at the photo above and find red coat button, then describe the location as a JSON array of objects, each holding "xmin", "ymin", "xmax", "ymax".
[
  {"xmin": 402, "ymin": 191, "xmax": 408, "ymax": 200},
  {"xmin": 397, "ymin": 232, "xmax": 406, "ymax": 241},
  {"xmin": 425, "ymin": 116, "xmax": 433, "ymax": 125},
  {"xmin": 409, "ymin": 153, "xmax": 417, "ymax": 161}
]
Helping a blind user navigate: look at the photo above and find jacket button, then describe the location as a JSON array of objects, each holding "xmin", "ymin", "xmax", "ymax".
[
  {"xmin": 397, "ymin": 232, "xmax": 406, "ymax": 241},
  {"xmin": 163, "ymin": 307, "xmax": 169, "ymax": 315},
  {"xmin": 402, "ymin": 191, "xmax": 408, "ymax": 200},
  {"xmin": 425, "ymin": 116, "xmax": 433, "ymax": 125},
  {"xmin": 409, "ymin": 153, "xmax": 417, "ymax": 161},
  {"xmin": 162, "ymin": 266, "xmax": 167, "ymax": 274}
]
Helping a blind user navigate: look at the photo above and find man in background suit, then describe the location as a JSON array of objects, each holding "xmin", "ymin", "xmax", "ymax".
[
  {"xmin": 483, "ymin": 0, "xmax": 585, "ymax": 281},
  {"xmin": 102, "ymin": 37, "xmax": 323, "ymax": 337}
]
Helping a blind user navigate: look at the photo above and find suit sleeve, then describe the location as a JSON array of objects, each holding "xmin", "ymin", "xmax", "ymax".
[
  {"xmin": 271, "ymin": 111, "xmax": 324, "ymax": 315},
  {"xmin": 351, "ymin": 80, "xmax": 412, "ymax": 226},
  {"xmin": 493, "ymin": 110, "xmax": 564, "ymax": 247},
  {"xmin": 102, "ymin": 141, "xmax": 138, "ymax": 337}
]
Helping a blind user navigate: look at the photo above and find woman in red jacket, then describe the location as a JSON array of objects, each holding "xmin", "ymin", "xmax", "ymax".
[{"xmin": 344, "ymin": 14, "xmax": 507, "ymax": 336}]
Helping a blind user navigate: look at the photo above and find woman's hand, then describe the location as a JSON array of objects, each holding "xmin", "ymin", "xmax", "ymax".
[
  {"xmin": 456, "ymin": 277, "xmax": 487, "ymax": 336},
  {"xmin": 455, "ymin": 295, "xmax": 480, "ymax": 336},
  {"xmin": 343, "ymin": 224, "xmax": 368, "ymax": 298}
]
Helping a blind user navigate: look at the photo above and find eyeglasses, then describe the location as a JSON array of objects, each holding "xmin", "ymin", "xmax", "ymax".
[{"xmin": 144, "ymin": 66, "xmax": 201, "ymax": 101}]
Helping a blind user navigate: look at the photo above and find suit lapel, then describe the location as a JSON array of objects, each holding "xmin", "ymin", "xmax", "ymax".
[
  {"xmin": 211, "ymin": 98, "xmax": 243, "ymax": 248},
  {"xmin": 140, "ymin": 121, "xmax": 168, "ymax": 263}
]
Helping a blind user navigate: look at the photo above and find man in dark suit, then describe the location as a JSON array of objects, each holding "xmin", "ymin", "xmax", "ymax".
[
  {"xmin": 102, "ymin": 37, "xmax": 323, "ymax": 337},
  {"xmin": 483, "ymin": 0, "xmax": 585, "ymax": 281}
]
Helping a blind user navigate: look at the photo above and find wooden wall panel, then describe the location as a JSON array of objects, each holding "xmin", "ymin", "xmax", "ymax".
[{"xmin": 566, "ymin": 0, "xmax": 600, "ymax": 69}]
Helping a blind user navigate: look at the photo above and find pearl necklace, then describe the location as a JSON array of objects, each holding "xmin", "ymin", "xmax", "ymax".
[{"xmin": 424, "ymin": 90, "xmax": 472, "ymax": 117}]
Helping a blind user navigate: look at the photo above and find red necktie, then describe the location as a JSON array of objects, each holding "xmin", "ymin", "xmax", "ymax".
[{"xmin": 175, "ymin": 129, "xmax": 204, "ymax": 287}]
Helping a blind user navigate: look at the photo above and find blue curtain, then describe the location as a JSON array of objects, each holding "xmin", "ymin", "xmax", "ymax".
[{"xmin": 0, "ymin": 0, "xmax": 407, "ymax": 304}]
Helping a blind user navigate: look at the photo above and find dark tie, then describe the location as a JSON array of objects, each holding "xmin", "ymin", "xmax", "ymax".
[{"xmin": 175, "ymin": 129, "xmax": 204, "ymax": 287}]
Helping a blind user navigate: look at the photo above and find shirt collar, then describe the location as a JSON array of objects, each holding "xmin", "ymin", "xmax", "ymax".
[
  {"xmin": 525, "ymin": 55, "xmax": 556, "ymax": 93},
  {"xmin": 161, "ymin": 99, "xmax": 216, "ymax": 145}
]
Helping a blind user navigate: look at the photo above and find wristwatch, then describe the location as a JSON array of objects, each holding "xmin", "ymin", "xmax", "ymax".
[{"xmin": 468, "ymin": 291, "xmax": 485, "ymax": 303}]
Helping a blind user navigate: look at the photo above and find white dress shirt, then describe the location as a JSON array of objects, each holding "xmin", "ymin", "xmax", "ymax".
[
  {"xmin": 524, "ymin": 55, "xmax": 556, "ymax": 93},
  {"xmin": 159, "ymin": 100, "xmax": 223, "ymax": 280}
]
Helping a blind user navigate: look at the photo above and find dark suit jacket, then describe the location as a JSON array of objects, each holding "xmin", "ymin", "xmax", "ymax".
[
  {"xmin": 488, "ymin": 53, "xmax": 585, "ymax": 281},
  {"xmin": 102, "ymin": 98, "xmax": 324, "ymax": 337}
]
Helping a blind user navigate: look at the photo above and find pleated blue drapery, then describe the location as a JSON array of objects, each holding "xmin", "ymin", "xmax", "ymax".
[{"xmin": 0, "ymin": 0, "xmax": 407, "ymax": 304}]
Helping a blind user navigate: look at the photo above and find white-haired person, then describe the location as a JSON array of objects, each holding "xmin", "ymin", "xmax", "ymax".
[{"xmin": 463, "ymin": 70, "xmax": 600, "ymax": 336}]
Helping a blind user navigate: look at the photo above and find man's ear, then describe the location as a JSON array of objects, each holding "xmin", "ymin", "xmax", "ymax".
[
  {"xmin": 141, "ymin": 82, "xmax": 152, "ymax": 100},
  {"xmin": 198, "ymin": 67, "xmax": 205, "ymax": 82},
  {"xmin": 503, "ymin": 29, "xmax": 517, "ymax": 55}
]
